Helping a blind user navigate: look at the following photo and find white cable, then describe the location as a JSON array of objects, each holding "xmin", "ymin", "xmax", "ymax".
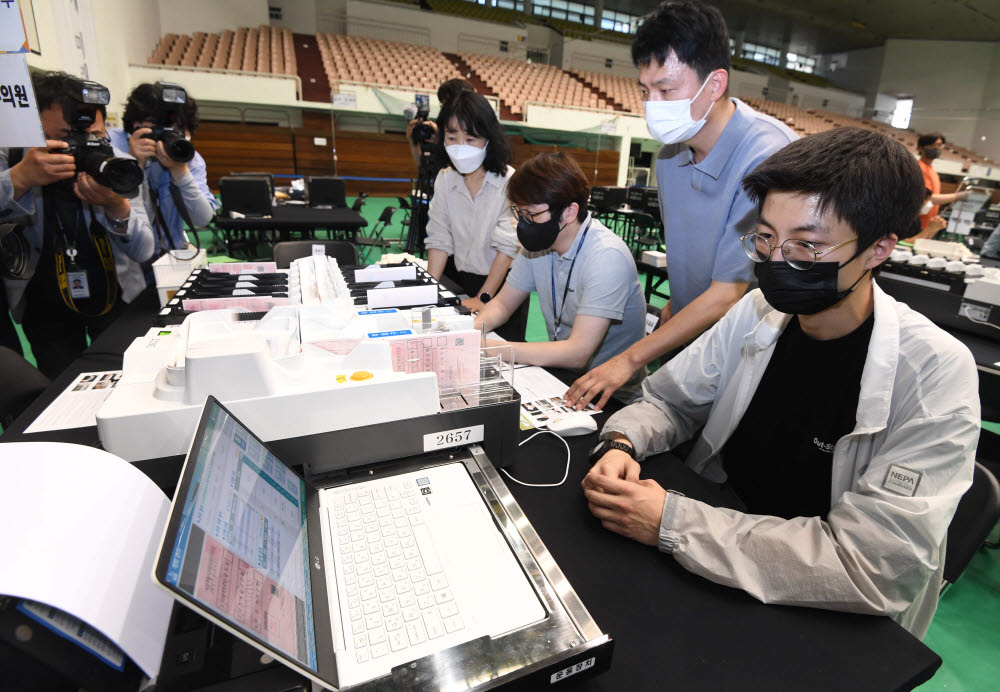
[
  {"xmin": 961, "ymin": 305, "xmax": 1000, "ymax": 331},
  {"xmin": 501, "ymin": 429, "xmax": 572, "ymax": 488}
]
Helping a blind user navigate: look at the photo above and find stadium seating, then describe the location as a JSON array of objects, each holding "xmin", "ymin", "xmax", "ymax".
[
  {"xmin": 743, "ymin": 97, "xmax": 990, "ymax": 166},
  {"xmin": 459, "ymin": 52, "xmax": 608, "ymax": 117},
  {"xmin": 144, "ymin": 28, "xmax": 990, "ymax": 166},
  {"xmin": 148, "ymin": 26, "xmax": 297, "ymax": 77},
  {"xmin": 571, "ymin": 69, "xmax": 644, "ymax": 115},
  {"xmin": 317, "ymin": 33, "xmax": 462, "ymax": 91}
]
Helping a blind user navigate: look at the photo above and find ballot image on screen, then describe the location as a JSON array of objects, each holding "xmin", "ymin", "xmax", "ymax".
[{"xmin": 164, "ymin": 405, "xmax": 317, "ymax": 669}]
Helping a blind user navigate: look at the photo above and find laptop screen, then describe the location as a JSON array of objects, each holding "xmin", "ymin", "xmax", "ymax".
[{"xmin": 162, "ymin": 400, "xmax": 318, "ymax": 671}]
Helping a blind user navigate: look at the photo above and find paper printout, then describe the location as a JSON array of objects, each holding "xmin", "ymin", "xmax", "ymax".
[
  {"xmin": 209, "ymin": 262, "xmax": 278, "ymax": 274},
  {"xmin": 0, "ymin": 443, "xmax": 173, "ymax": 677},
  {"xmin": 182, "ymin": 295, "xmax": 289, "ymax": 312},
  {"xmin": 389, "ymin": 330, "xmax": 481, "ymax": 390},
  {"xmin": 502, "ymin": 365, "xmax": 596, "ymax": 429},
  {"xmin": 24, "ymin": 370, "xmax": 121, "ymax": 433},
  {"xmin": 18, "ymin": 599, "xmax": 126, "ymax": 670}
]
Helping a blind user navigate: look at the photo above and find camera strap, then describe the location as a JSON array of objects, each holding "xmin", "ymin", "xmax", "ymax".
[
  {"xmin": 148, "ymin": 180, "xmax": 202, "ymax": 253},
  {"xmin": 147, "ymin": 184, "xmax": 176, "ymax": 252},
  {"xmin": 50, "ymin": 201, "xmax": 118, "ymax": 316},
  {"xmin": 168, "ymin": 182, "xmax": 201, "ymax": 251}
]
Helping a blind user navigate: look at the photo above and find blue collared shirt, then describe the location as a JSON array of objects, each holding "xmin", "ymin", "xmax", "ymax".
[
  {"xmin": 108, "ymin": 128, "xmax": 219, "ymax": 253},
  {"xmin": 656, "ymin": 98, "xmax": 797, "ymax": 312},
  {"xmin": 507, "ymin": 214, "xmax": 647, "ymax": 402}
]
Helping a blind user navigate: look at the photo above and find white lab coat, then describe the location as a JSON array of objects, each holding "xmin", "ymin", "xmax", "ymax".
[{"xmin": 603, "ymin": 283, "xmax": 979, "ymax": 638}]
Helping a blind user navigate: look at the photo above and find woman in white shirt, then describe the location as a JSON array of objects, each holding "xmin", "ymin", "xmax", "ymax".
[{"xmin": 425, "ymin": 90, "xmax": 527, "ymax": 340}]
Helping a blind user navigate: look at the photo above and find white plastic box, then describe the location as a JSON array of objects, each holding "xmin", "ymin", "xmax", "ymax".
[
  {"xmin": 642, "ymin": 250, "xmax": 667, "ymax": 268},
  {"xmin": 152, "ymin": 249, "xmax": 208, "ymax": 307}
]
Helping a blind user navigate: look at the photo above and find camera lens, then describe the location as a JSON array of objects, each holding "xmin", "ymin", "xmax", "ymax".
[
  {"xmin": 98, "ymin": 158, "xmax": 144, "ymax": 196},
  {"xmin": 0, "ymin": 223, "xmax": 30, "ymax": 279},
  {"xmin": 159, "ymin": 129, "xmax": 195, "ymax": 163}
]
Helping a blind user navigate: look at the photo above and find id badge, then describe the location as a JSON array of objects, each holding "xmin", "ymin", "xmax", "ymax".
[{"xmin": 67, "ymin": 270, "xmax": 91, "ymax": 299}]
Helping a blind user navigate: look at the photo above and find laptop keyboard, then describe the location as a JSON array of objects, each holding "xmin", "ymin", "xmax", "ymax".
[{"xmin": 329, "ymin": 481, "xmax": 465, "ymax": 663}]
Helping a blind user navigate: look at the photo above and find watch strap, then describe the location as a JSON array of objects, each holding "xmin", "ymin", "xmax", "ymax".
[{"xmin": 605, "ymin": 439, "xmax": 636, "ymax": 459}]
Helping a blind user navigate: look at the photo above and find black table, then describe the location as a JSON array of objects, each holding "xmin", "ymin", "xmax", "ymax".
[
  {"xmin": 1, "ymin": 292, "xmax": 942, "ymax": 691},
  {"xmin": 636, "ymin": 259, "xmax": 670, "ymax": 304},
  {"xmin": 212, "ymin": 206, "xmax": 368, "ymax": 259}
]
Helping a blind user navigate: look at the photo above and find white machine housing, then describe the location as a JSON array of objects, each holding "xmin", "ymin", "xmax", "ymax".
[{"xmin": 97, "ymin": 308, "xmax": 441, "ymax": 462}]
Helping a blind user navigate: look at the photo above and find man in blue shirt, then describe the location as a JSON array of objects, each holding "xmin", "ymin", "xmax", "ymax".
[
  {"xmin": 565, "ymin": 0, "xmax": 796, "ymax": 410},
  {"xmin": 476, "ymin": 153, "xmax": 647, "ymax": 402},
  {"xmin": 109, "ymin": 83, "xmax": 218, "ymax": 276}
]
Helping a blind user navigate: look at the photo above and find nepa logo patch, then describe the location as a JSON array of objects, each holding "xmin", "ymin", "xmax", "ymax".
[{"xmin": 883, "ymin": 465, "xmax": 922, "ymax": 497}]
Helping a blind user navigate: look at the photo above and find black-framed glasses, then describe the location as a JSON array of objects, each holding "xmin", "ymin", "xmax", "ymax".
[
  {"xmin": 740, "ymin": 230, "xmax": 857, "ymax": 270},
  {"xmin": 509, "ymin": 205, "xmax": 551, "ymax": 224}
]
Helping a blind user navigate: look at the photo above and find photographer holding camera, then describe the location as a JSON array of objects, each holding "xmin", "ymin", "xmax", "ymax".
[
  {"xmin": 1, "ymin": 71, "xmax": 153, "ymax": 378},
  {"xmin": 110, "ymin": 82, "xmax": 218, "ymax": 272},
  {"xmin": 405, "ymin": 78, "xmax": 475, "ymax": 169}
]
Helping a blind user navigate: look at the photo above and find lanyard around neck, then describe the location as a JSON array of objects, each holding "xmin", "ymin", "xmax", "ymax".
[{"xmin": 550, "ymin": 217, "xmax": 592, "ymax": 334}]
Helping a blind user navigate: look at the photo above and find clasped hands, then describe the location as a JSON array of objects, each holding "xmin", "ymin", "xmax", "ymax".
[{"xmin": 582, "ymin": 449, "xmax": 666, "ymax": 547}]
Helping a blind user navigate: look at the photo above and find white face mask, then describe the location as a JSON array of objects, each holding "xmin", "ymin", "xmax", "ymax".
[
  {"xmin": 445, "ymin": 141, "xmax": 488, "ymax": 174},
  {"xmin": 920, "ymin": 200, "xmax": 933, "ymax": 215},
  {"xmin": 643, "ymin": 73, "xmax": 716, "ymax": 145}
]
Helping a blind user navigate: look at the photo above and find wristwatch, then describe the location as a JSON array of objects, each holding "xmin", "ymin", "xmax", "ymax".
[
  {"xmin": 106, "ymin": 213, "xmax": 129, "ymax": 231},
  {"xmin": 589, "ymin": 438, "xmax": 636, "ymax": 463},
  {"xmin": 479, "ymin": 292, "xmax": 491, "ymax": 304}
]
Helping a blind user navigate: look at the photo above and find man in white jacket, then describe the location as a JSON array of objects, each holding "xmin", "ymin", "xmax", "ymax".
[{"xmin": 583, "ymin": 127, "xmax": 979, "ymax": 638}]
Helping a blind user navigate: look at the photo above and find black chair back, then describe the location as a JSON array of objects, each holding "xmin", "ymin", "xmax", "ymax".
[
  {"xmin": 272, "ymin": 240, "xmax": 358, "ymax": 268},
  {"xmin": 943, "ymin": 460, "xmax": 1000, "ymax": 586},
  {"xmin": 352, "ymin": 192, "xmax": 370, "ymax": 212}
]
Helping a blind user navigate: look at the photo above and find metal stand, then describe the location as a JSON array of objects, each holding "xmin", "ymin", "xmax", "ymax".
[{"xmin": 405, "ymin": 142, "xmax": 437, "ymax": 255}]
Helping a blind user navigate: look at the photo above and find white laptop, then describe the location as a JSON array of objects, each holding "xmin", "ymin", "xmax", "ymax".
[{"xmin": 154, "ymin": 396, "xmax": 545, "ymax": 689}]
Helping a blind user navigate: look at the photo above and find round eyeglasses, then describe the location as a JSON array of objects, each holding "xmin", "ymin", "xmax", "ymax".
[
  {"xmin": 510, "ymin": 205, "xmax": 551, "ymax": 224},
  {"xmin": 740, "ymin": 230, "xmax": 857, "ymax": 270}
]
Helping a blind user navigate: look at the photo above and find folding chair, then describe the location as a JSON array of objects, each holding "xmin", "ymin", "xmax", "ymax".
[{"xmin": 355, "ymin": 206, "xmax": 399, "ymax": 263}]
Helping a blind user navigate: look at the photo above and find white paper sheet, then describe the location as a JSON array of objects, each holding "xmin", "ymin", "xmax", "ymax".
[
  {"xmin": 24, "ymin": 371, "xmax": 122, "ymax": 433},
  {"xmin": 502, "ymin": 365, "xmax": 596, "ymax": 429},
  {"xmin": 0, "ymin": 443, "xmax": 174, "ymax": 677}
]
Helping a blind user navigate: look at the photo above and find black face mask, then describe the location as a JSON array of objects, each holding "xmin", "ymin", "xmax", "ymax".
[
  {"xmin": 755, "ymin": 247, "xmax": 869, "ymax": 315},
  {"xmin": 516, "ymin": 210, "xmax": 564, "ymax": 252},
  {"xmin": 923, "ymin": 147, "xmax": 941, "ymax": 160}
]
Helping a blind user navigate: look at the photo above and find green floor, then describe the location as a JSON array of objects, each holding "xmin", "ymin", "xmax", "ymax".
[{"xmin": 7, "ymin": 196, "xmax": 999, "ymax": 689}]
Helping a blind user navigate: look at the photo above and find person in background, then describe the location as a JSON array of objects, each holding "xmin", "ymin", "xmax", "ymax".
[
  {"xmin": 916, "ymin": 133, "xmax": 970, "ymax": 232},
  {"xmin": 1, "ymin": 71, "xmax": 153, "ymax": 378},
  {"xmin": 425, "ymin": 90, "xmax": 527, "ymax": 341},
  {"xmin": 564, "ymin": 0, "xmax": 796, "ymax": 410},
  {"xmin": 406, "ymin": 78, "xmax": 476, "ymax": 169},
  {"xmin": 583, "ymin": 128, "xmax": 978, "ymax": 640},
  {"xmin": 913, "ymin": 188, "xmax": 947, "ymax": 240},
  {"xmin": 475, "ymin": 153, "xmax": 647, "ymax": 401},
  {"xmin": 110, "ymin": 83, "xmax": 218, "ymax": 278}
]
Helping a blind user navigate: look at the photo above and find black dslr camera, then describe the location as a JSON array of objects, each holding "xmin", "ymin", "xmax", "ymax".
[
  {"xmin": 140, "ymin": 81, "xmax": 195, "ymax": 163},
  {"xmin": 405, "ymin": 95, "xmax": 435, "ymax": 145},
  {"xmin": 54, "ymin": 79, "xmax": 143, "ymax": 197}
]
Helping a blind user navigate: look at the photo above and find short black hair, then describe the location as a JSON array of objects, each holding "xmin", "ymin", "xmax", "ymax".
[
  {"xmin": 742, "ymin": 127, "xmax": 926, "ymax": 246},
  {"xmin": 435, "ymin": 90, "xmax": 511, "ymax": 176},
  {"xmin": 32, "ymin": 70, "xmax": 107, "ymax": 122},
  {"xmin": 437, "ymin": 78, "xmax": 475, "ymax": 106},
  {"xmin": 631, "ymin": 1, "xmax": 731, "ymax": 80},
  {"xmin": 123, "ymin": 82, "xmax": 199, "ymax": 134},
  {"xmin": 917, "ymin": 132, "xmax": 945, "ymax": 149},
  {"xmin": 508, "ymin": 153, "xmax": 589, "ymax": 222},
  {"xmin": 183, "ymin": 94, "xmax": 200, "ymax": 135}
]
